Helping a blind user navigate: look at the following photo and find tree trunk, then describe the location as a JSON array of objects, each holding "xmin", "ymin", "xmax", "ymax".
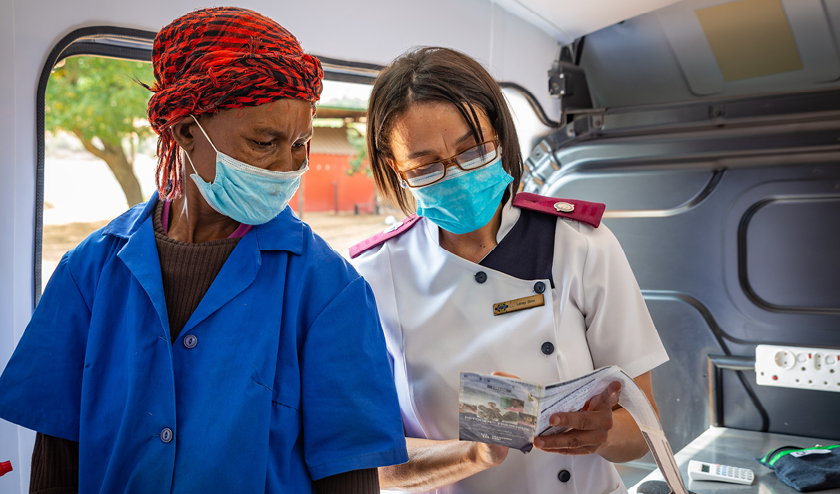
[{"xmin": 72, "ymin": 130, "xmax": 144, "ymax": 207}]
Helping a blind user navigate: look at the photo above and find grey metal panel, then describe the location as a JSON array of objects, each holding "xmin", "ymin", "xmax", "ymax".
[
  {"xmin": 545, "ymin": 170, "xmax": 713, "ymax": 211},
  {"xmin": 744, "ymin": 198, "xmax": 840, "ymax": 311},
  {"xmin": 723, "ymin": 362, "xmax": 840, "ymax": 438},
  {"xmin": 579, "ymin": 13, "xmax": 694, "ymax": 107},
  {"xmin": 646, "ymin": 298, "xmax": 721, "ymax": 452},
  {"xmin": 723, "ymin": 178, "xmax": 840, "ymax": 325},
  {"xmin": 527, "ymin": 89, "xmax": 840, "ymax": 446}
]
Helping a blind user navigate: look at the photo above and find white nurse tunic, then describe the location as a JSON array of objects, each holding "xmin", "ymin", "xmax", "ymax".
[{"xmin": 351, "ymin": 193, "xmax": 669, "ymax": 494}]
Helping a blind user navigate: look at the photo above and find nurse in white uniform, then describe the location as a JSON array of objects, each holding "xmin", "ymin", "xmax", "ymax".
[{"xmin": 350, "ymin": 47, "xmax": 669, "ymax": 494}]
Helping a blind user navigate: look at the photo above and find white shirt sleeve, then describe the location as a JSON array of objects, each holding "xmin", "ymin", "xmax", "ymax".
[
  {"xmin": 350, "ymin": 245, "xmax": 401, "ymax": 370},
  {"xmin": 577, "ymin": 222, "xmax": 669, "ymax": 378}
]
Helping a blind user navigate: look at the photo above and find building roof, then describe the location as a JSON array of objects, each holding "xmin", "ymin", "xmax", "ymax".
[
  {"xmin": 311, "ymin": 126, "xmax": 358, "ymax": 156},
  {"xmin": 315, "ymin": 107, "xmax": 366, "ymax": 120}
]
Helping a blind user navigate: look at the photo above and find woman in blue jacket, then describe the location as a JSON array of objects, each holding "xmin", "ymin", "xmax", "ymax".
[{"xmin": 0, "ymin": 7, "xmax": 407, "ymax": 493}]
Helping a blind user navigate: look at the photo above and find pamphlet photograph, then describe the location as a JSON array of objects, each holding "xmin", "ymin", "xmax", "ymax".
[{"xmin": 458, "ymin": 373, "xmax": 539, "ymax": 452}]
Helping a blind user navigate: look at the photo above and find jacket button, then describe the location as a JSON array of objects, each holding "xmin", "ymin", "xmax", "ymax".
[
  {"xmin": 534, "ymin": 281, "xmax": 546, "ymax": 294},
  {"xmin": 474, "ymin": 271, "xmax": 487, "ymax": 284},
  {"xmin": 161, "ymin": 427, "xmax": 174, "ymax": 443},
  {"xmin": 558, "ymin": 469, "xmax": 571, "ymax": 482},
  {"xmin": 183, "ymin": 334, "xmax": 198, "ymax": 349},
  {"xmin": 541, "ymin": 342, "xmax": 555, "ymax": 355}
]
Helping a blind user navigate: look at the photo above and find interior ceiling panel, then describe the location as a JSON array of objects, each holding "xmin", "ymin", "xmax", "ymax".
[
  {"xmin": 695, "ymin": 0, "xmax": 802, "ymax": 81},
  {"xmin": 581, "ymin": 0, "xmax": 840, "ymax": 107},
  {"xmin": 490, "ymin": 0, "xmax": 683, "ymax": 43},
  {"xmin": 657, "ymin": 0, "xmax": 840, "ymax": 97}
]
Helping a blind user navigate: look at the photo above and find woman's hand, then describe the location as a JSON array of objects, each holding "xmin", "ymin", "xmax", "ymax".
[
  {"xmin": 379, "ymin": 437, "xmax": 507, "ymax": 491},
  {"xmin": 533, "ymin": 381, "xmax": 621, "ymax": 455},
  {"xmin": 378, "ymin": 370, "xmax": 521, "ymax": 491},
  {"xmin": 469, "ymin": 441, "xmax": 509, "ymax": 468},
  {"xmin": 463, "ymin": 371, "xmax": 519, "ymax": 467}
]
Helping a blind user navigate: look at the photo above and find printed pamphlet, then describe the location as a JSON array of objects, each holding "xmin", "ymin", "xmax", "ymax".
[{"xmin": 458, "ymin": 365, "xmax": 688, "ymax": 494}]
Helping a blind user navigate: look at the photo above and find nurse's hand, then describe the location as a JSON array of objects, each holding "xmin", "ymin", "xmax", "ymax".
[{"xmin": 532, "ymin": 381, "xmax": 621, "ymax": 455}]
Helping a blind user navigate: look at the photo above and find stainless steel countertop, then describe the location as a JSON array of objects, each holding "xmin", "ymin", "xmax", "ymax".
[{"xmin": 630, "ymin": 427, "xmax": 840, "ymax": 494}]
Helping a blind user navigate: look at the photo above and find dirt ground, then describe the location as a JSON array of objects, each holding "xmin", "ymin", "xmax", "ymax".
[
  {"xmin": 295, "ymin": 210, "xmax": 406, "ymax": 256},
  {"xmin": 42, "ymin": 210, "xmax": 405, "ymax": 284}
]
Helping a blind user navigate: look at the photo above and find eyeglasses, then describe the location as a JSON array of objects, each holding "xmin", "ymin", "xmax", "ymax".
[{"xmin": 393, "ymin": 137, "xmax": 500, "ymax": 188}]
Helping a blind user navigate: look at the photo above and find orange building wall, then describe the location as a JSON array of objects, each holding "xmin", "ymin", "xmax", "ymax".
[{"xmin": 289, "ymin": 153, "xmax": 375, "ymax": 213}]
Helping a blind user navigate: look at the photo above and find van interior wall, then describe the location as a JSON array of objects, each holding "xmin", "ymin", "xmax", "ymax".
[
  {"xmin": 524, "ymin": 86, "xmax": 840, "ymax": 454},
  {"xmin": 0, "ymin": 0, "xmax": 560, "ymax": 491},
  {"xmin": 569, "ymin": 0, "xmax": 840, "ymax": 451}
]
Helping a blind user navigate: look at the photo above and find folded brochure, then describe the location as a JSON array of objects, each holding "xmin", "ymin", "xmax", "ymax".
[{"xmin": 459, "ymin": 365, "xmax": 688, "ymax": 494}]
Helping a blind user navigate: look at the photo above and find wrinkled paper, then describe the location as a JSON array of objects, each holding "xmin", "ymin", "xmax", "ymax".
[{"xmin": 459, "ymin": 366, "xmax": 688, "ymax": 494}]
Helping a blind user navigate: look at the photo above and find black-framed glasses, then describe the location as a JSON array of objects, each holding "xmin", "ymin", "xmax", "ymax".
[{"xmin": 394, "ymin": 137, "xmax": 500, "ymax": 188}]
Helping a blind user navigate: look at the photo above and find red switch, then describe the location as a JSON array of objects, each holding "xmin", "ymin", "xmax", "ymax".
[{"xmin": 0, "ymin": 460, "xmax": 12, "ymax": 476}]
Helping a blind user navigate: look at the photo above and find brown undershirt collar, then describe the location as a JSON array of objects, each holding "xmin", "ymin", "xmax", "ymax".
[{"xmin": 152, "ymin": 200, "xmax": 241, "ymax": 342}]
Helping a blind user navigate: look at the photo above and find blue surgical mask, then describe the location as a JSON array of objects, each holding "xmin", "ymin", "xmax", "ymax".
[
  {"xmin": 184, "ymin": 116, "xmax": 308, "ymax": 225},
  {"xmin": 413, "ymin": 156, "xmax": 513, "ymax": 235}
]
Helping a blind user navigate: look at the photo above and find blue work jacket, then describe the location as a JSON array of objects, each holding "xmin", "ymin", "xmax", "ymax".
[{"xmin": 0, "ymin": 196, "xmax": 408, "ymax": 493}]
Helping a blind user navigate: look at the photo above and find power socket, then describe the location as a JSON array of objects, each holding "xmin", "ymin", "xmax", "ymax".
[{"xmin": 755, "ymin": 344, "xmax": 840, "ymax": 393}]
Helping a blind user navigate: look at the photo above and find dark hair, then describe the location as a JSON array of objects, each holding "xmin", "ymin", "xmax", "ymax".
[{"xmin": 367, "ymin": 47, "xmax": 523, "ymax": 214}]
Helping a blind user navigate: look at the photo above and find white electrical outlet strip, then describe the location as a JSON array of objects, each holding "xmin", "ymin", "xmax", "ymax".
[{"xmin": 755, "ymin": 345, "xmax": 840, "ymax": 392}]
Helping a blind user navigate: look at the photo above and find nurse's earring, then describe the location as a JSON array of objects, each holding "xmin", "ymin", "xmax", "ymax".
[{"xmin": 387, "ymin": 159, "xmax": 409, "ymax": 189}]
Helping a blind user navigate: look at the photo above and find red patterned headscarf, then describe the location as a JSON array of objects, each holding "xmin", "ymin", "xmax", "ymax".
[{"xmin": 147, "ymin": 7, "xmax": 323, "ymax": 200}]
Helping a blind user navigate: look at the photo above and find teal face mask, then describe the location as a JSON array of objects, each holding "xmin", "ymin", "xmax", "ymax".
[
  {"xmin": 413, "ymin": 157, "xmax": 513, "ymax": 235},
  {"xmin": 184, "ymin": 117, "xmax": 308, "ymax": 225}
]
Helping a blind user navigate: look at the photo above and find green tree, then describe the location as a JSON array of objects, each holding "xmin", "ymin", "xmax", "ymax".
[
  {"xmin": 46, "ymin": 57, "xmax": 153, "ymax": 207},
  {"xmin": 346, "ymin": 124, "xmax": 371, "ymax": 178}
]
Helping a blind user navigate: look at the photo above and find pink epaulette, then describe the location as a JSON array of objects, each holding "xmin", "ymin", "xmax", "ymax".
[
  {"xmin": 350, "ymin": 214, "xmax": 421, "ymax": 259},
  {"xmin": 513, "ymin": 192, "xmax": 605, "ymax": 228}
]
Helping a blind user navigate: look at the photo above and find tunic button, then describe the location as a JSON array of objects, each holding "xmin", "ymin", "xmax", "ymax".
[
  {"xmin": 541, "ymin": 342, "xmax": 555, "ymax": 355},
  {"xmin": 183, "ymin": 334, "xmax": 198, "ymax": 349},
  {"xmin": 160, "ymin": 427, "xmax": 174, "ymax": 443},
  {"xmin": 558, "ymin": 469, "xmax": 571, "ymax": 482},
  {"xmin": 534, "ymin": 281, "xmax": 546, "ymax": 294},
  {"xmin": 474, "ymin": 271, "xmax": 487, "ymax": 284}
]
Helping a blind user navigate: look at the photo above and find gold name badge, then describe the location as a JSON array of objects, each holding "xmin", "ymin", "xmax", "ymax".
[{"xmin": 493, "ymin": 293, "xmax": 545, "ymax": 316}]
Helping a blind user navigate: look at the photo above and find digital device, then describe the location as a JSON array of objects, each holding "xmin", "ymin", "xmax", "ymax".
[{"xmin": 688, "ymin": 460, "xmax": 755, "ymax": 485}]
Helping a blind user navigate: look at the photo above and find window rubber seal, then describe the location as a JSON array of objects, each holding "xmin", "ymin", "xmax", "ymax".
[
  {"xmin": 34, "ymin": 26, "xmax": 389, "ymax": 304},
  {"xmin": 35, "ymin": 26, "xmax": 156, "ymax": 305}
]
